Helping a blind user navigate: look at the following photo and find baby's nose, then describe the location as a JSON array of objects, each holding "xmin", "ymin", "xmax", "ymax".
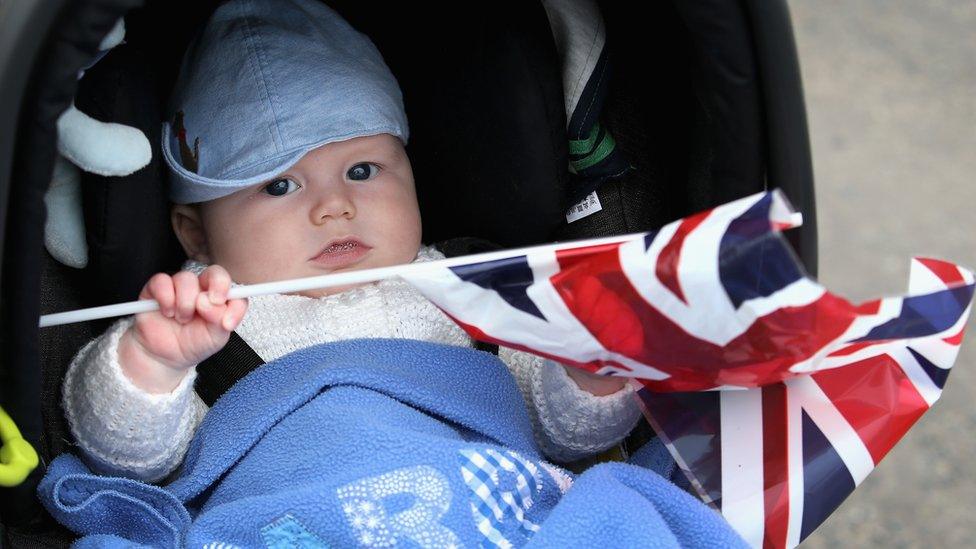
[{"xmin": 311, "ymin": 188, "xmax": 356, "ymax": 223}]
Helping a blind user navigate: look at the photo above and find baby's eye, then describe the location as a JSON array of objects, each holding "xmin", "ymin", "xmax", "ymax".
[
  {"xmin": 263, "ymin": 178, "xmax": 300, "ymax": 197},
  {"xmin": 347, "ymin": 162, "xmax": 380, "ymax": 182}
]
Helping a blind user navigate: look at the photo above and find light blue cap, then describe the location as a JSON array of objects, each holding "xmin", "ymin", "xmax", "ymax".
[{"xmin": 162, "ymin": 0, "xmax": 409, "ymax": 204}]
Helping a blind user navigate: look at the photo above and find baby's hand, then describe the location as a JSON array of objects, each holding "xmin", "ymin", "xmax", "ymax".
[
  {"xmin": 118, "ymin": 266, "xmax": 248, "ymax": 393},
  {"xmin": 562, "ymin": 365, "xmax": 629, "ymax": 396}
]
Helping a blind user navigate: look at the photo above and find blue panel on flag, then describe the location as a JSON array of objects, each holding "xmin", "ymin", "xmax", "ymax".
[
  {"xmin": 907, "ymin": 347, "xmax": 950, "ymax": 389},
  {"xmin": 719, "ymin": 231, "xmax": 805, "ymax": 309},
  {"xmin": 725, "ymin": 192, "xmax": 774, "ymax": 243},
  {"xmin": 642, "ymin": 228, "xmax": 661, "ymax": 252},
  {"xmin": 638, "ymin": 389, "xmax": 722, "ymax": 506},
  {"xmin": 853, "ymin": 285, "xmax": 974, "ymax": 342},
  {"xmin": 450, "ymin": 256, "xmax": 547, "ymax": 320},
  {"xmin": 799, "ymin": 410, "xmax": 856, "ymax": 542}
]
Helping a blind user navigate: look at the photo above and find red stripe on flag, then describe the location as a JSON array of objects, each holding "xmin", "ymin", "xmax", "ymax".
[
  {"xmin": 553, "ymin": 245, "xmax": 861, "ymax": 391},
  {"xmin": 655, "ymin": 211, "xmax": 709, "ymax": 304},
  {"xmin": 943, "ymin": 329, "xmax": 965, "ymax": 346},
  {"xmin": 547, "ymin": 241, "xmax": 622, "ymax": 262},
  {"xmin": 916, "ymin": 257, "xmax": 965, "ymax": 287},
  {"xmin": 811, "ymin": 355, "xmax": 928, "ymax": 464},
  {"xmin": 855, "ymin": 299, "xmax": 882, "ymax": 315},
  {"xmin": 827, "ymin": 341, "xmax": 877, "ymax": 357},
  {"xmin": 762, "ymin": 384, "xmax": 790, "ymax": 549}
]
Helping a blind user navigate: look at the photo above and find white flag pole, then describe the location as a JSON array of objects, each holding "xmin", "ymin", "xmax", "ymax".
[{"xmin": 39, "ymin": 232, "xmax": 645, "ymax": 328}]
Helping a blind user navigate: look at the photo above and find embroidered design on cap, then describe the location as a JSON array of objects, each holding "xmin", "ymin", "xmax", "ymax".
[{"xmin": 174, "ymin": 111, "xmax": 200, "ymax": 174}]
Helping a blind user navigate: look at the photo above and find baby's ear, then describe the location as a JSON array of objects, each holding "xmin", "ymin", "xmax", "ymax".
[{"xmin": 171, "ymin": 204, "xmax": 210, "ymax": 262}]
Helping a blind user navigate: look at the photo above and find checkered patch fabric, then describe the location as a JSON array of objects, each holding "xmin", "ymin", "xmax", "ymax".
[{"xmin": 458, "ymin": 448, "xmax": 543, "ymax": 548}]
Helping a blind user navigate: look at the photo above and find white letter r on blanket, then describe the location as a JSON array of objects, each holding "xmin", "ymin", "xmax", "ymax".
[{"xmin": 337, "ymin": 465, "xmax": 461, "ymax": 548}]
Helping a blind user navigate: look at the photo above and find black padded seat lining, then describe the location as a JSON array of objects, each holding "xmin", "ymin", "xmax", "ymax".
[
  {"xmin": 328, "ymin": 0, "xmax": 570, "ymax": 247},
  {"xmin": 557, "ymin": 0, "xmax": 765, "ymax": 242},
  {"xmin": 75, "ymin": 43, "xmax": 187, "ymax": 307}
]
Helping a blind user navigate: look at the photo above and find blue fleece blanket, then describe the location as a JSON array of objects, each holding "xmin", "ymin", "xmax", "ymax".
[{"xmin": 39, "ymin": 339, "xmax": 745, "ymax": 548}]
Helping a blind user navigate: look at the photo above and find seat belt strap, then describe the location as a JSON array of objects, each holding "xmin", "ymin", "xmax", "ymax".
[{"xmin": 195, "ymin": 331, "xmax": 265, "ymax": 407}]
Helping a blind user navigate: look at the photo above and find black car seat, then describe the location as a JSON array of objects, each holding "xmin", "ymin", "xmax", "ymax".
[{"xmin": 1, "ymin": 0, "xmax": 816, "ymax": 545}]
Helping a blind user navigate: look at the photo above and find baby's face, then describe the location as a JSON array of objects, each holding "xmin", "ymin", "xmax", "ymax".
[{"xmin": 185, "ymin": 134, "xmax": 422, "ymax": 297}]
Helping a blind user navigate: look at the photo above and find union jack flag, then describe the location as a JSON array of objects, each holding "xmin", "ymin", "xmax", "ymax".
[{"xmin": 402, "ymin": 190, "xmax": 974, "ymax": 547}]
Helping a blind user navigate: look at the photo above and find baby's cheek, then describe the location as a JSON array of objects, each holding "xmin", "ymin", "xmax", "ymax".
[
  {"xmin": 219, "ymin": 232, "xmax": 290, "ymax": 281},
  {"xmin": 379, "ymin": 195, "xmax": 422, "ymax": 260},
  {"xmin": 398, "ymin": 211, "xmax": 424, "ymax": 259}
]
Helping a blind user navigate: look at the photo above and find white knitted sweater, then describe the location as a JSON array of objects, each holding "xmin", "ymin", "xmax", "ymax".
[{"xmin": 62, "ymin": 245, "xmax": 641, "ymax": 482}]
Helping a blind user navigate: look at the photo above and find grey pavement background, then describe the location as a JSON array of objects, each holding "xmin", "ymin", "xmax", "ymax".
[{"xmin": 788, "ymin": 1, "xmax": 975, "ymax": 547}]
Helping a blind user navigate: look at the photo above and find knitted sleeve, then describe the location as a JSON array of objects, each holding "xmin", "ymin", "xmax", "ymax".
[
  {"xmin": 62, "ymin": 316, "xmax": 209, "ymax": 483},
  {"xmin": 498, "ymin": 347, "xmax": 642, "ymax": 463}
]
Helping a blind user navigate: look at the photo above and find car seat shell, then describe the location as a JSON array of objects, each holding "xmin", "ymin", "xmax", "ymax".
[{"xmin": 0, "ymin": 0, "xmax": 817, "ymax": 544}]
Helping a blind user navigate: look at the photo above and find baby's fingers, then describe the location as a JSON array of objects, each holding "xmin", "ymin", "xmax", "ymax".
[
  {"xmin": 221, "ymin": 299, "xmax": 248, "ymax": 332},
  {"xmin": 195, "ymin": 291, "xmax": 227, "ymax": 326},
  {"xmin": 172, "ymin": 271, "xmax": 201, "ymax": 323},
  {"xmin": 198, "ymin": 265, "xmax": 231, "ymax": 305},
  {"xmin": 140, "ymin": 273, "xmax": 176, "ymax": 318}
]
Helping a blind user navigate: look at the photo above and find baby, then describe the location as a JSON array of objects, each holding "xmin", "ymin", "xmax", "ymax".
[{"xmin": 63, "ymin": 0, "xmax": 640, "ymax": 484}]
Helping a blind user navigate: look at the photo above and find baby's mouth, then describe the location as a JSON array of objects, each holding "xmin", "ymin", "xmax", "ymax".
[
  {"xmin": 323, "ymin": 241, "xmax": 359, "ymax": 254},
  {"xmin": 313, "ymin": 237, "xmax": 369, "ymax": 257},
  {"xmin": 310, "ymin": 237, "xmax": 371, "ymax": 269}
]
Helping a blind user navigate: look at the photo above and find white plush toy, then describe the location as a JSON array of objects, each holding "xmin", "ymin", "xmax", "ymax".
[{"xmin": 44, "ymin": 18, "xmax": 152, "ymax": 268}]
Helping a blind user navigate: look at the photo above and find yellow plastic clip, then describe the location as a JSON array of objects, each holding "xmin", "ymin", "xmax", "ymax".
[{"xmin": 0, "ymin": 406, "xmax": 39, "ymax": 487}]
